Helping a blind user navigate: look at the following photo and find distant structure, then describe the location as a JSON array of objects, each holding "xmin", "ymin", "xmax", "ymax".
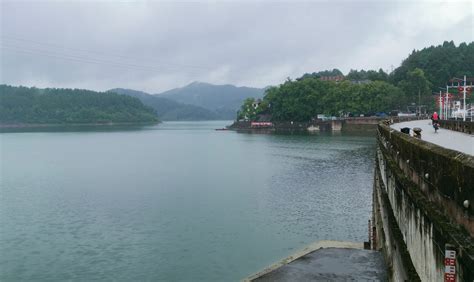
[
  {"xmin": 319, "ymin": 75, "xmax": 344, "ymax": 82},
  {"xmin": 350, "ymin": 79, "xmax": 371, "ymax": 84},
  {"xmin": 448, "ymin": 77, "xmax": 474, "ymax": 86},
  {"xmin": 252, "ymin": 99, "xmax": 262, "ymax": 110},
  {"xmin": 438, "ymin": 76, "xmax": 474, "ymax": 121}
]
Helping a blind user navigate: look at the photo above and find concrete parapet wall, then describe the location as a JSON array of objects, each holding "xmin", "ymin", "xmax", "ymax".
[
  {"xmin": 374, "ymin": 123, "xmax": 474, "ymax": 281},
  {"xmin": 439, "ymin": 119, "xmax": 474, "ymax": 134},
  {"xmin": 373, "ymin": 160, "xmax": 420, "ymax": 281},
  {"xmin": 378, "ymin": 124, "xmax": 474, "ymax": 230}
]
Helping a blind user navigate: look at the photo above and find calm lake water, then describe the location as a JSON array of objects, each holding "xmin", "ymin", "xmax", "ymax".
[{"xmin": 0, "ymin": 121, "xmax": 375, "ymax": 281}]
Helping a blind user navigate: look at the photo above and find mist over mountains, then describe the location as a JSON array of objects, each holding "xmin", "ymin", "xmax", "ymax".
[
  {"xmin": 109, "ymin": 88, "xmax": 218, "ymax": 121},
  {"xmin": 158, "ymin": 82, "xmax": 265, "ymax": 119},
  {"xmin": 110, "ymin": 82, "xmax": 265, "ymax": 121}
]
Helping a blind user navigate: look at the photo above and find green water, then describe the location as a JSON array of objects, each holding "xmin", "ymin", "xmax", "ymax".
[{"xmin": 0, "ymin": 121, "xmax": 375, "ymax": 281}]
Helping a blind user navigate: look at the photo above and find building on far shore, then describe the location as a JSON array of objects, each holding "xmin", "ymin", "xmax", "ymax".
[
  {"xmin": 319, "ymin": 75, "xmax": 344, "ymax": 82},
  {"xmin": 350, "ymin": 79, "xmax": 371, "ymax": 84},
  {"xmin": 252, "ymin": 99, "xmax": 262, "ymax": 110}
]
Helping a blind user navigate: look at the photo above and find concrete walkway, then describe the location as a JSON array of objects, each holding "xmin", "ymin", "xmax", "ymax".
[
  {"xmin": 391, "ymin": 119, "xmax": 474, "ymax": 156},
  {"xmin": 245, "ymin": 241, "xmax": 387, "ymax": 281}
]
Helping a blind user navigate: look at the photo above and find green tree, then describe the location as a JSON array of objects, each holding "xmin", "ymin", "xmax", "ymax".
[
  {"xmin": 237, "ymin": 98, "xmax": 258, "ymax": 121},
  {"xmin": 0, "ymin": 85, "xmax": 158, "ymax": 124},
  {"xmin": 391, "ymin": 41, "xmax": 473, "ymax": 88},
  {"xmin": 398, "ymin": 68, "xmax": 432, "ymax": 109}
]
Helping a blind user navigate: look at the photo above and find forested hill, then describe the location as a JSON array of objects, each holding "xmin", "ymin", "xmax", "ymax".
[
  {"xmin": 391, "ymin": 41, "xmax": 474, "ymax": 87},
  {"xmin": 240, "ymin": 79, "xmax": 404, "ymax": 121},
  {"xmin": 0, "ymin": 85, "xmax": 158, "ymax": 124},
  {"xmin": 238, "ymin": 41, "xmax": 473, "ymax": 122},
  {"xmin": 109, "ymin": 88, "xmax": 218, "ymax": 121}
]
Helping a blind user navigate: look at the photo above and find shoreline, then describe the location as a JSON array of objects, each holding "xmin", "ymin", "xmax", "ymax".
[
  {"xmin": 0, "ymin": 122, "xmax": 160, "ymax": 133},
  {"xmin": 0, "ymin": 121, "xmax": 160, "ymax": 129},
  {"xmin": 227, "ymin": 116, "xmax": 430, "ymax": 133},
  {"xmin": 228, "ymin": 118, "xmax": 382, "ymax": 133}
]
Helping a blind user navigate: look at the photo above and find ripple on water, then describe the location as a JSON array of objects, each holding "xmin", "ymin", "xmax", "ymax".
[{"xmin": 0, "ymin": 123, "xmax": 376, "ymax": 281}]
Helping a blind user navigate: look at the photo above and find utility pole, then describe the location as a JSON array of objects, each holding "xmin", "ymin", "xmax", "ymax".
[
  {"xmin": 439, "ymin": 90, "xmax": 442, "ymax": 119},
  {"xmin": 463, "ymin": 75, "xmax": 467, "ymax": 121},
  {"xmin": 444, "ymin": 85, "xmax": 449, "ymax": 119},
  {"xmin": 418, "ymin": 88, "xmax": 421, "ymax": 116},
  {"xmin": 446, "ymin": 85, "xmax": 449, "ymax": 119},
  {"xmin": 441, "ymin": 76, "xmax": 471, "ymax": 120}
]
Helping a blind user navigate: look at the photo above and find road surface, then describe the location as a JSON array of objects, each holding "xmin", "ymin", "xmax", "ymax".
[{"xmin": 391, "ymin": 119, "xmax": 473, "ymax": 156}]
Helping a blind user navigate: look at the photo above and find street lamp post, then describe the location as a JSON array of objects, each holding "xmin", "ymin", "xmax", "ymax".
[
  {"xmin": 433, "ymin": 91, "xmax": 443, "ymax": 119},
  {"xmin": 438, "ymin": 87, "xmax": 447, "ymax": 120},
  {"xmin": 445, "ymin": 78, "xmax": 462, "ymax": 120},
  {"xmin": 439, "ymin": 90, "xmax": 442, "ymax": 119},
  {"xmin": 452, "ymin": 76, "xmax": 468, "ymax": 121},
  {"xmin": 446, "ymin": 85, "xmax": 449, "ymax": 119},
  {"xmin": 439, "ymin": 77, "xmax": 471, "ymax": 120},
  {"xmin": 463, "ymin": 75, "xmax": 467, "ymax": 121}
]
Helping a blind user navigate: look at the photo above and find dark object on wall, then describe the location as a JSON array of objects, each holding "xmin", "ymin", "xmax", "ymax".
[
  {"xmin": 413, "ymin": 127, "xmax": 422, "ymax": 138},
  {"xmin": 401, "ymin": 127, "xmax": 410, "ymax": 134}
]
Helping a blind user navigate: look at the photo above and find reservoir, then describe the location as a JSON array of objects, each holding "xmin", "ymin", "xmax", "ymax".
[{"xmin": 0, "ymin": 121, "xmax": 375, "ymax": 281}]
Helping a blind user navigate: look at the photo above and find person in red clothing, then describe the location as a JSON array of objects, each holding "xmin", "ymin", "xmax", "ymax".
[{"xmin": 431, "ymin": 112, "xmax": 439, "ymax": 132}]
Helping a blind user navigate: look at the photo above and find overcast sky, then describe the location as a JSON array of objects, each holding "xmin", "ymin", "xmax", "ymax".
[{"xmin": 1, "ymin": 0, "xmax": 473, "ymax": 93}]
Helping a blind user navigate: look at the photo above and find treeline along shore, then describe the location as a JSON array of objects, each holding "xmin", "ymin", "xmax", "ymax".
[
  {"xmin": 1, "ymin": 41, "xmax": 472, "ymax": 130},
  {"xmin": 0, "ymin": 85, "xmax": 159, "ymax": 127},
  {"xmin": 236, "ymin": 41, "xmax": 473, "ymax": 124}
]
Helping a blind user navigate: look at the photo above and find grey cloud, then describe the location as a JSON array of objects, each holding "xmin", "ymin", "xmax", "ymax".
[{"xmin": 1, "ymin": 1, "xmax": 472, "ymax": 93}]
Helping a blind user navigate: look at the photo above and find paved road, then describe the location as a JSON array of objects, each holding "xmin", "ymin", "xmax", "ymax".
[{"xmin": 391, "ymin": 119, "xmax": 473, "ymax": 156}]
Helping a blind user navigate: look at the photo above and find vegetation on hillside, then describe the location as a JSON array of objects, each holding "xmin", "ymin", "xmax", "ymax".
[
  {"xmin": 345, "ymin": 69, "xmax": 389, "ymax": 82},
  {"xmin": 0, "ymin": 85, "xmax": 158, "ymax": 124},
  {"xmin": 238, "ymin": 41, "xmax": 473, "ymax": 121},
  {"xmin": 238, "ymin": 80, "xmax": 404, "ymax": 121},
  {"xmin": 391, "ymin": 41, "xmax": 474, "ymax": 88},
  {"xmin": 297, "ymin": 69, "xmax": 344, "ymax": 80}
]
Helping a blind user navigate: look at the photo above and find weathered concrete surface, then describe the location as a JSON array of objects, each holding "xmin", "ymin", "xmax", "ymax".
[
  {"xmin": 375, "ymin": 122, "xmax": 474, "ymax": 281},
  {"xmin": 331, "ymin": 120, "xmax": 342, "ymax": 131},
  {"xmin": 373, "ymin": 153, "xmax": 422, "ymax": 281},
  {"xmin": 245, "ymin": 241, "xmax": 387, "ymax": 281},
  {"xmin": 249, "ymin": 248, "xmax": 387, "ymax": 281},
  {"xmin": 228, "ymin": 117, "xmax": 386, "ymax": 133},
  {"xmin": 439, "ymin": 119, "xmax": 474, "ymax": 134},
  {"xmin": 382, "ymin": 121, "xmax": 474, "ymax": 234},
  {"xmin": 391, "ymin": 119, "xmax": 474, "ymax": 155}
]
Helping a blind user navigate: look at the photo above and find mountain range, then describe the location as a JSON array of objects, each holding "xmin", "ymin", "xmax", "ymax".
[
  {"xmin": 109, "ymin": 82, "xmax": 265, "ymax": 121},
  {"xmin": 108, "ymin": 88, "xmax": 218, "ymax": 121}
]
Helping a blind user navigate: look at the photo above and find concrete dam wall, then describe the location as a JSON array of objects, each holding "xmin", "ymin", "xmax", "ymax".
[
  {"xmin": 373, "ymin": 122, "xmax": 474, "ymax": 281},
  {"xmin": 229, "ymin": 117, "xmax": 384, "ymax": 132}
]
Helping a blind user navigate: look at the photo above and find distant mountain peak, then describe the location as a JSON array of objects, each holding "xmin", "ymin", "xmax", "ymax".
[
  {"xmin": 182, "ymin": 81, "xmax": 262, "ymax": 90},
  {"xmin": 185, "ymin": 81, "xmax": 215, "ymax": 88},
  {"xmin": 156, "ymin": 82, "xmax": 265, "ymax": 120},
  {"xmin": 107, "ymin": 87, "xmax": 219, "ymax": 121},
  {"xmin": 188, "ymin": 81, "xmax": 204, "ymax": 85}
]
